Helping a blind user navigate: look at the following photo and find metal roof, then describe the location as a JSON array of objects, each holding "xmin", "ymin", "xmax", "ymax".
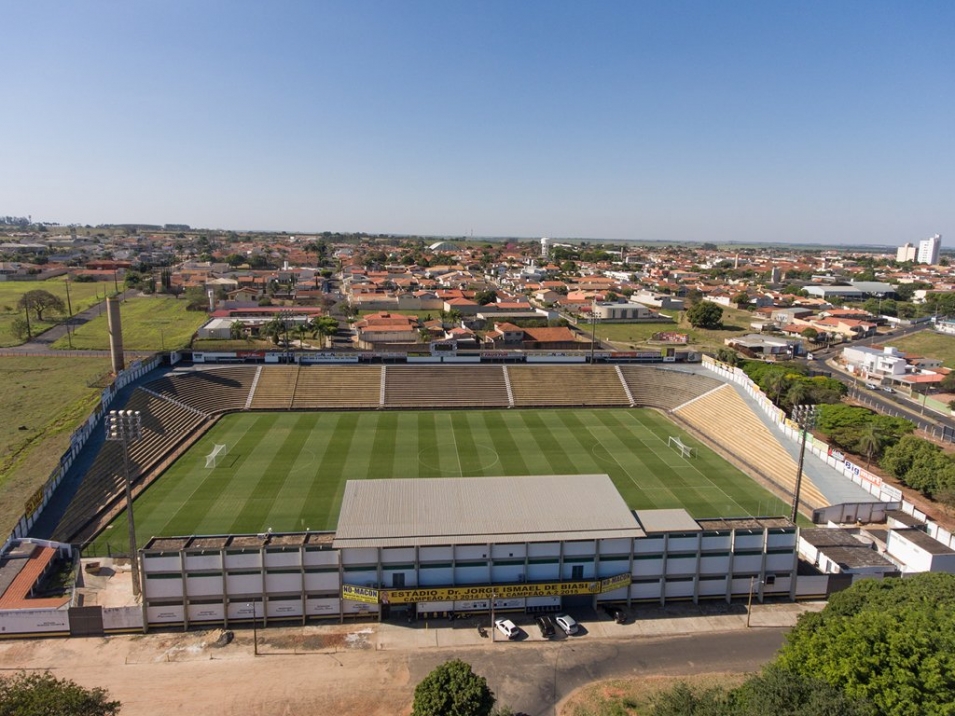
[
  {"xmin": 636, "ymin": 509, "xmax": 702, "ymax": 534},
  {"xmin": 332, "ymin": 474, "xmax": 644, "ymax": 549}
]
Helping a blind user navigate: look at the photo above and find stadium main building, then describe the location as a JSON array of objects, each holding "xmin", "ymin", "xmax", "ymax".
[{"xmin": 139, "ymin": 474, "xmax": 798, "ymax": 629}]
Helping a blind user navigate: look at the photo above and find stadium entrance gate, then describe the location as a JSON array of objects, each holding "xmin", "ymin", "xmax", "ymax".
[{"xmin": 68, "ymin": 606, "xmax": 105, "ymax": 637}]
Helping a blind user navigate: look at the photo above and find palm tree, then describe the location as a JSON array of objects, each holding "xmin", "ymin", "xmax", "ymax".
[
  {"xmin": 765, "ymin": 372, "xmax": 788, "ymax": 407},
  {"xmin": 230, "ymin": 320, "xmax": 245, "ymax": 341},
  {"xmin": 785, "ymin": 381, "xmax": 811, "ymax": 411},
  {"xmin": 858, "ymin": 424, "xmax": 881, "ymax": 469}
]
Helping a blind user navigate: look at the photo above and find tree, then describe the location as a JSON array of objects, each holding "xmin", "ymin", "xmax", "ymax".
[
  {"xmin": 411, "ymin": 659, "xmax": 495, "ymax": 716},
  {"xmin": 17, "ymin": 290, "xmax": 65, "ymax": 322},
  {"xmin": 940, "ymin": 372, "xmax": 955, "ymax": 393},
  {"xmin": 10, "ymin": 317, "xmax": 31, "ymax": 341},
  {"xmin": 0, "ymin": 671, "xmax": 120, "ymax": 715},
  {"xmin": 474, "ymin": 289, "xmax": 497, "ymax": 306},
  {"xmin": 777, "ymin": 573, "xmax": 955, "ymax": 716},
  {"xmin": 800, "ymin": 327, "xmax": 819, "ymax": 342},
  {"xmin": 686, "ymin": 301, "xmax": 723, "ymax": 329},
  {"xmin": 857, "ymin": 424, "xmax": 880, "ymax": 469},
  {"xmin": 731, "ymin": 291, "xmax": 751, "ymax": 308},
  {"xmin": 309, "ymin": 316, "xmax": 338, "ymax": 348},
  {"xmin": 230, "ymin": 321, "xmax": 245, "ymax": 341}
]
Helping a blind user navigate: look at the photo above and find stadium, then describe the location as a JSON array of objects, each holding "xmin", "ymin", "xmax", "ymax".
[{"xmin": 8, "ymin": 358, "xmax": 874, "ymax": 634}]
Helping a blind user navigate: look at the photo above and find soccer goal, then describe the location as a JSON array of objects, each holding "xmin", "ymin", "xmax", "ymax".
[
  {"xmin": 205, "ymin": 444, "xmax": 228, "ymax": 468},
  {"xmin": 668, "ymin": 436, "xmax": 695, "ymax": 459}
]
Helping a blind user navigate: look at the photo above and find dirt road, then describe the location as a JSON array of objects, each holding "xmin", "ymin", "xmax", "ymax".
[{"xmin": 0, "ymin": 613, "xmax": 796, "ymax": 716}]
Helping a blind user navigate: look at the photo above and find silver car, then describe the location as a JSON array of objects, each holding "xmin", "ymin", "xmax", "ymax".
[{"xmin": 555, "ymin": 614, "xmax": 579, "ymax": 635}]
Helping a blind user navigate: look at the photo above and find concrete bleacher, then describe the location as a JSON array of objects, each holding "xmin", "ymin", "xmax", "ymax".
[
  {"xmin": 292, "ymin": 365, "xmax": 383, "ymax": 409},
  {"xmin": 249, "ymin": 366, "xmax": 299, "ymax": 409},
  {"xmin": 618, "ymin": 366, "xmax": 725, "ymax": 411},
  {"xmin": 382, "ymin": 365, "xmax": 510, "ymax": 408},
  {"xmin": 146, "ymin": 366, "xmax": 257, "ymax": 414},
  {"xmin": 507, "ymin": 365, "xmax": 631, "ymax": 407},
  {"xmin": 674, "ymin": 384, "xmax": 827, "ymax": 509},
  {"xmin": 52, "ymin": 389, "xmax": 206, "ymax": 543}
]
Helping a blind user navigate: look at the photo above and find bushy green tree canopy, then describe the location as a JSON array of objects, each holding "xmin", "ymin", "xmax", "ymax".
[
  {"xmin": 777, "ymin": 573, "xmax": 955, "ymax": 716},
  {"xmin": 412, "ymin": 659, "xmax": 495, "ymax": 716},
  {"xmin": 0, "ymin": 672, "xmax": 120, "ymax": 716},
  {"xmin": 686, "ymin": 301, "xmax": 723, "ymax": 329}
]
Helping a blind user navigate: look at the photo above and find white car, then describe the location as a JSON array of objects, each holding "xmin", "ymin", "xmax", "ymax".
[
  {"xmin": 555, "ymin": 614, "xmax": 579, "ymax": 635},
  {"xmin": 494, "ymin": 618, "xmax": 521, "ymax": 639}
]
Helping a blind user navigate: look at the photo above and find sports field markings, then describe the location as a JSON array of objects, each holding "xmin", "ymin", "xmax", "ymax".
[
  {"xmin": 417, "ymin": 443, "xmax": 501, "ymax": 475},
  {"xmin": 621, "ymin": 411, "xmax": 749, "ymax": 516},
  {"xmin": 583, "ymin": 423, "xmax": 682, "ymax": 507}
]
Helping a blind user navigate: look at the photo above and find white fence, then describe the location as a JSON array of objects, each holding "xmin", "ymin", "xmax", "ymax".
[{"xmin": 702, "ymin": 356, "xmax": 951, "ymax": 547}]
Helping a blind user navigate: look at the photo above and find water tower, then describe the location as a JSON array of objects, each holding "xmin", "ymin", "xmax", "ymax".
[{"xmin": 540, "ymin": 237, "xmax": 550, "ymax": 260}]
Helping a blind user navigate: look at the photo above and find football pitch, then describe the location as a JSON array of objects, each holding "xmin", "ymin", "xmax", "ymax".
[{"xmin": 90, "ymin": 409, "xmax": 789, "ymax": 553}]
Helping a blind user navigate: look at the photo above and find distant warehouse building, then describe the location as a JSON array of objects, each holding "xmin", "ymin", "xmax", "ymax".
[{"xmin": 138, "ymin": 475, "xmax": 800, "ymax": 630}]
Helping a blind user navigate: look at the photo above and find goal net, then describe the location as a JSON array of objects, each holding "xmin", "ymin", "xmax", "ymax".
[
  {"xmin": 205, "ymin": 444, "xmax": 228, "ymax": 468},
  {"xmin": 667, "ymin": 436, "xmax": 695, "ymax": 459}
]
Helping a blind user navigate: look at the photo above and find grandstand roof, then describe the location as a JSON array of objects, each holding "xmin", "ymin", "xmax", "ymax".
[{"xmin": 332, "ymin": 474, "xmax": 644, "ymax": 548}]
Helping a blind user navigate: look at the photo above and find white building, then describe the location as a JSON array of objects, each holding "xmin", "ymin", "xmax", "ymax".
[
  {"xmin": 917, "ymin": 233, "xmax": 942, "ymax": 265},
  {"xmin": 540, "ymin": 237, "xmax": 550, "ymax": 260},
  {"xmin": 841, "ymin": 345, "xmax": 908, "ymax": 379},
  {"xmin": 897, "ymin": 242, "xmax": 917, "ymax": 263}
]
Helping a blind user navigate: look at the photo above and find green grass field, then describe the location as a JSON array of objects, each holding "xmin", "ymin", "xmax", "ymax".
[
  {"xmin": 90, "ymin": 408, "xmax": 789, "ymax": 553},
  {"xmin": 51, "ymin": 295, "xmax": 208, "ymax": 351},
  {"xmin": 0, "ymin": 278, "xmax": 108, "ymax": 347},
  {"xmin": 0, "ymin": 356, "xmax": 113, "ymax": 534},
  {"xmin": 886, "ymin": 330, "xmax": 955, "ymax": 369}
]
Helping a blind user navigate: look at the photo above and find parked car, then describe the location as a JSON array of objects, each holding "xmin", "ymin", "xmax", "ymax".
[
  {"xmin": 865, "ymin": 382, "xmax": 879, "ymax": 390},
  {"xmin": 494, "ymin": 618, "xmax": 521, "ymax": 639},
  {"xmin": 602, "ymin": 604, "xmax": 628, "ymax": 624},
  {"xmin": 881, "ymin": 386, "xmax": 894, "ymax": 393},
  {"xmin": 554, "ymin": 614, "xmax": 579, "ymax": 635},
  {"xmin": 535, "ymin": 614, "xmax": 555, "ymax": 638}
]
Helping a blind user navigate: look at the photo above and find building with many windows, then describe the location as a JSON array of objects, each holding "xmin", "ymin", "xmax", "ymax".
[
  {"xmin": 917, "ymin": 233, "xmax": 942, "ymax": 265},
  {"xmin": 137, "ymin": 475, "xmax": 800, "ymax": 630}
]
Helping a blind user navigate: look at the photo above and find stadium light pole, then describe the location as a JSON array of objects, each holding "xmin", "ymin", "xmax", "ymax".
[
  {"xmin": 790, "ymin": 405, "xmax": 818, "ymax": 523},
  {"xmin": 106, "ymin": 409, "xmax": 143, "ymax": 598},
  {"xmin": 590, "ymin": 298, "xmax": 598, "ymax": 364}
]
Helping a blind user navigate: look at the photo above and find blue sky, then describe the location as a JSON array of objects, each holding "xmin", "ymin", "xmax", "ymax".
[{"xmin": 2, "ymin": 1, "xmax": 952, "ymax": 245}]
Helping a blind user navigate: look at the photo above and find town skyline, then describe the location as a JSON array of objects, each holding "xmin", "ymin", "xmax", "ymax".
[{"xmin": 3, "ymin": 2, "xmax": 953, "ymax": 245}]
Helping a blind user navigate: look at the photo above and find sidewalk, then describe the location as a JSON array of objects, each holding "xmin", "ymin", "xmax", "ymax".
[{"xmin": 373, "ymin": 600, "xmax": 824, "ymax": 651}]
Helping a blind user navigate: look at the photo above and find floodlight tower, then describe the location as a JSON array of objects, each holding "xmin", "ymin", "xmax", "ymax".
[
  {"xmin": 106, "ymin": 409, "xmax": 143, "ymax": 597},
  {"xmin": 790, "ymin": 405, "xmax": 818, "ymax": 523}
]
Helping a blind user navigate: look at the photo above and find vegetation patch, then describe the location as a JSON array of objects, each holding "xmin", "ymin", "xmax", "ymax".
[
  {"xmin": 51, "ymin": 295, "xmax": 207, "ymax": 351},
  {"xmin": 0, "ymin": 278, "xmax": 107, "ymax": 346},
  {"xmin": 0, "ymin": 356, "xmax": 111, "ymax": 534}
]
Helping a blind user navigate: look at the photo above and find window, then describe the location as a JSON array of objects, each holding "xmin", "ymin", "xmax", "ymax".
[
  {"xmin": 572, "ymin": 565, "xmax": 584, "ymax": 580},
  {"xmin": 392, "ymin": 573, "xmax": 405, "ymax": 588}
]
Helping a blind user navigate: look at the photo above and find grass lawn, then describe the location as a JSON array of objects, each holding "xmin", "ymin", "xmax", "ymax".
[
  {"xmin": 0, "ymin": 355, "xmax": 113, "ymax": 534},
  {"xmin": 886, "ymin": 329, "xmax": 955, "ymax": 369},
  {"xmin": 51, "ymin": 295, "xmax": 208, "ymax": 351},
  {"xmin": 89, "ymin": 408, "xmax": 789, "ymax": 552},
  {"xmin": 0, "ymin": 278, "xmax": 109, "ymax": 347},
  {"xmin": 595, "ymin": 306, "xmax": 754, "ymax": 353}
]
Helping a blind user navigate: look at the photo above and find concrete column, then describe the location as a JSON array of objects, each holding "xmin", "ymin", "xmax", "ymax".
[{"xmin": 106, "ymin": 297, "xmax": 125, "ymax": 373}]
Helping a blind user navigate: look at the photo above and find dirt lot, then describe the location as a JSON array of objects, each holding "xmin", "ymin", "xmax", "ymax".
[{"xmin": 0, "ymin": 607, "xmax": 801, "ymax": 716}]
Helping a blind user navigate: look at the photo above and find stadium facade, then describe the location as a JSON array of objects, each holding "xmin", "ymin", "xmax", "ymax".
[{"xmin": 138, "ymin": 475, "xmax": 800, "ymax": 630}]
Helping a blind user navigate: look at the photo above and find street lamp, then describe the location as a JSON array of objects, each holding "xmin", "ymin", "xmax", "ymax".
[
  {"xmin": 105, "ymin": 410, "xmax": 143, "ymax": 597},
  {"xmin": 247, "ymin": 601, "xmax": 259, "ymax": 656},
  {"xmin": 790, "ymin": 404, "xmax": 818, "ymax": 523}
]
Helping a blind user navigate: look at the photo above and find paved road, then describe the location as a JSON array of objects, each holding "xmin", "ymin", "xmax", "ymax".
[
  {"xmin": 0, "ymin": 290, "xmax": 152, "ymax": 358},
  {"xmin": 409, "ymin": 628, "xmax": 788, "ymax": 716}
]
